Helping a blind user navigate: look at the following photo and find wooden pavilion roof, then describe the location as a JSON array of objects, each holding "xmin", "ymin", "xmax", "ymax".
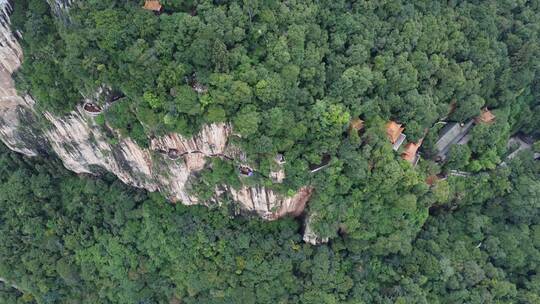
[
  {"xmin": 143, "ymin": 0, "xmax": 162, "ymax": 12},
  {"xmin": 386, "ymin": 121, "xmax": 404, "ymax": 144},
  {"xmin": 475, "ymin": 108, "xmax": 495, "ymax": 124}
]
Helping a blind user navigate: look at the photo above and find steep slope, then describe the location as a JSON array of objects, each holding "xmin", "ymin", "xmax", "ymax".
[{"xmin": 0, "ymin": 1, "xmax": 313, "ymax": 227}]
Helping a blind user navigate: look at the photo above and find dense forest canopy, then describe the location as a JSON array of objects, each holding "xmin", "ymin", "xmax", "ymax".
[
  {"xmin": 0, "ymin": 140, "xmax": 538, "ymax": 303},
  {"xmin": 3, "ymin": 0, "xmax": 540, "ymax": 302},
  {"xmin": 10, "ymin": 0, "xmax": 540, "ymax": 251}
]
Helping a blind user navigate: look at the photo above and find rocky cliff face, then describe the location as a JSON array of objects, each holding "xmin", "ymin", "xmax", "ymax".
[
  {"xmin": 46, "ymin": 0, "xmax": 75, "ymax": 23},
  {"xmin": 0, "ymin": 0, "xmax": 45, "ymax": 157},
  {"xmin": 0, "ymin": 1, "xmax": 315, "ymax": 225}
]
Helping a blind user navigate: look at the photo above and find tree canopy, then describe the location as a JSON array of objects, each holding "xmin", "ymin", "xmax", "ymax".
[
  {"xmin": 0, "ymin": 135, "xmax": 538, "ymax": 303},
  {"xmin": 3, "ymin": 1, "xmax": 540, "ymax": 302},
  {"xmin": 12, "ymin": 0, "xmax": 540, "ymax": 245}
]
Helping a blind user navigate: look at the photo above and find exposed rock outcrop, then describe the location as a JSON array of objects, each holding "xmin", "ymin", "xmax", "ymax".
[
  {"xmin": 46, "ymin": 0, "xmax": 75, "ymax": 23},
  {"xmin": 303, "ymin": 214, "xmax": 329, "ymax": 245},
  {"xmin": 0, "ymin": 1, "xmax": 314, "ymax": 225},
  {"xmin": 0, "ymin": 0, "xmax": 45, "ymax": 156},
  {"xmin": 228, "ymin": 186, "xmax": 314, "ymax": 220}
]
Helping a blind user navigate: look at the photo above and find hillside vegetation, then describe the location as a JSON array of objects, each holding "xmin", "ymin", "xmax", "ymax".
[
  {"xmin": 2, "ymin": 1, "xmax": 540, "ymax": 302},
  {"xmin": 0, "ymin": 143, "xmax": 539, "ymax": 303},
  {"xmin": 12, "ymin": 0, "xmax": 540, "ymax": 243}
]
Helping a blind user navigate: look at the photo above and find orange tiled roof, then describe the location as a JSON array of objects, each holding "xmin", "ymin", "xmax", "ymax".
[
  {"xmin": 476, "ymin": 108, "xmax": 495, "ymax": 124},
  {"xmin": 401, "ymin": 140, "xmax": 422, "ymax": 163},
  {"xmin": 426, "ymin": 175, "xmax": 439, "ymax": 186},
  {"xmin": 386, "ymin": 121, "xmax": 404, "ymax": 144},
  {"xmin": 349, "ymin": 118, "xmax": 364, "ymax": 132},
  {"xmin": 143, "ymin": 0, "xmax": 162, "ymax": 11}
]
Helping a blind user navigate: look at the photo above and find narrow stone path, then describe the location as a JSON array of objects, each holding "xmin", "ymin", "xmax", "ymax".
[{"xmin": 0, "ymin": 277, "xmax": 24, "ymax": 292}]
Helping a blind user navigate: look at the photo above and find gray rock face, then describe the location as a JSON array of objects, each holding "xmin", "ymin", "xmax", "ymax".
[
  {"xmin": 0, "ymin": 0, "xmax": 45, "ymax": 156},
  {"xmin": 0, "ymin": 1, "xmax": 316, "ymax": 226},
  {"xmin": 46, "ymin": 0, "xmax": 75, "ymax": 23}
]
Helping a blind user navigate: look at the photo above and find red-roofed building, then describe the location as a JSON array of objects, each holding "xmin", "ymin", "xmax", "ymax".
[
  {"xmin": 386, "ymin": 121, "xmax": 406, "ymax": 150},
  {"xmin": 143, "ymin": 0, "xmax": 163, "ymax": 12},
  {"xmin": 475, "ymin": 108, "xmax": 495, "ymax": 124}
]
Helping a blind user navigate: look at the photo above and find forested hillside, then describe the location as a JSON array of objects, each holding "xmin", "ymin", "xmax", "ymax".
[
  {"xmin": 11, "ymin": 0, "xmax": 540, "ymax": 245},
  {"xmin": 0, "ymin": 142, "xmax": 538, "ymax": 303},
  {"xmin": 1, "ymin": 0, "xmax": 539, "ymax": 302}
]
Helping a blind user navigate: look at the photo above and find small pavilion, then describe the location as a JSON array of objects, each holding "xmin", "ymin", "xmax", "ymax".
[
  {"xmin": 386, "ymin": 121, "xmax": 406, "ymax": 151},
  {"xmin": 143, "ymin": 0, "xmax": 163, "ymax": 12},
  {"xmin": 475, "ymin": 108, "xmax": 495, "ymax": 124}
]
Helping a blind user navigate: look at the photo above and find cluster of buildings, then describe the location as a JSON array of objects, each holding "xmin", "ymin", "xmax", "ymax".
[
  {"xmin": 345, "ymin": 108, "xmax": 497, "ymax": 169},
  {"xmin": 348, "ymin": 118, "xmax": 422, "ymax": 165},
  {"xmin": 250, "ymin": 107, "xmax": 507, "ymax": 181},
  {"xmin": 434, "ymin": 108, "xmax": 495, "ymax": 161}
]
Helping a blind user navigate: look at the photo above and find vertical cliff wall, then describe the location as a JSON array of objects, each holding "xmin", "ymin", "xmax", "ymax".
[
  {"xmin": 0, "ymin": 0, "xmax": 46, "ymax": 156},
  {"xmin": 46, "ymin": 0, "xmax": 75, "ymax": 23},
  {"xmin": 0, "ymin": 1, "xmax": 315, "ymax": 225}
]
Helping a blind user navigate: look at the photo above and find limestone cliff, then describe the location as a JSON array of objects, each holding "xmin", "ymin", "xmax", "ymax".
[
  {"xmin": 0, "ymin": 0, "xmax": 45, "ymax": 156},
  {"xmin": 46, "ymin": 0, "xmax": 75, "ymax": 23},
  {"xmin": 0, "ymin": 1, "xmax": 315, "ymax": 226}
]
